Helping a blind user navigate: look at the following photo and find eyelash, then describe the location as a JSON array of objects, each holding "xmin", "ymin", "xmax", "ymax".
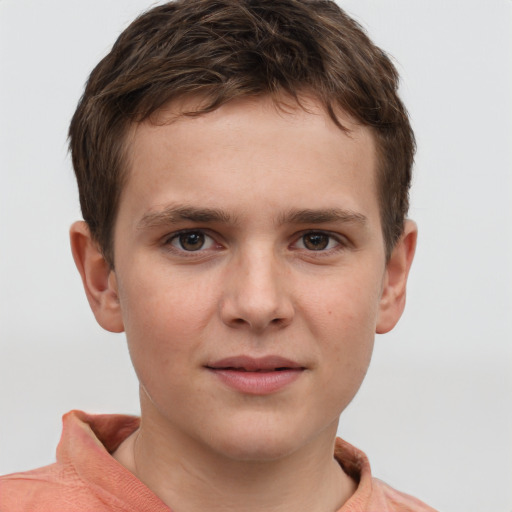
[
  {"xmin": 162, "ymin": 229, "xmax": 347, "ymax": 256},
  {"xmin": 163, "ymin": 229, "xmax": 219, "ymax": 255},
  {"xmin": 293, "ymin": 231, "xmax": 345, "ymax": 253}
]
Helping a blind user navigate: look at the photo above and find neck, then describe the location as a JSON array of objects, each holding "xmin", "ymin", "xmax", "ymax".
[{"xmin": 114, "ymin": 398, "xmax": 356, "ymax": 512}]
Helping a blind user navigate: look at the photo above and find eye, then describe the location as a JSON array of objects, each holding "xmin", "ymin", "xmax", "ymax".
[
  {"xmin": 295, "ymin": 232, "xmax": 340, "ymax": 251},
  {"xmin": 168, "ymin": 231, "xmax": 216, "ymax": 251}
]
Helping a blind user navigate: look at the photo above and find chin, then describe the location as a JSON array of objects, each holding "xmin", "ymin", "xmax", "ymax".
[
  {"xmin": 203, "ymin": 415, "xmax": 321, "ymax": 463},
  {"xmin": 214, "ymin": 435, "xmax": 300, "ymax": 462}
]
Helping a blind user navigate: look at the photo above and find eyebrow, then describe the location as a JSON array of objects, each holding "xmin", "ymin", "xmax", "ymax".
[
  {"xmin": 137, "ymin": 204, "xmax": 367, "ymax": 230},
  {"xmin": 137, "ymin": 205, "xmax": 236, "ymax": 230},
  {"xmin": 277, "ymin": 208, "xmax": 367, "ymax": 226}
]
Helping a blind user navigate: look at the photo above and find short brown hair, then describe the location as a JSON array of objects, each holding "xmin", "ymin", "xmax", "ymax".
[{"xmin": 69, "ymin": 0, "xmax": 415, "ymax": 266}]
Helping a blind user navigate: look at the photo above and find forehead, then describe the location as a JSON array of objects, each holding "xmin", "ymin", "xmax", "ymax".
[{"xmin": 119, "ymin": 95, "xmax": 379, "ymax": 227}]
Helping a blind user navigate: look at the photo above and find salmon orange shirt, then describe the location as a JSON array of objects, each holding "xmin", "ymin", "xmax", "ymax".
[{"xmin": 0, "ymin": 411, "xmax": 437, "ymax": 511}]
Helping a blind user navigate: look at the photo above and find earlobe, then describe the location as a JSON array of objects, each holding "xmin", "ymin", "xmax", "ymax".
[
  {"xmin": 69, "ymin": 221, "xmax": 124, "ymax": 333},
  {"xmin": 376, "ymin": 220, "xmax": 417, "ymax": 334}
]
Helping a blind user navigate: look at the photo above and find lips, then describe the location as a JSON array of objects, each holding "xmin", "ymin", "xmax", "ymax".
[
  {"xmin": 205, "ymin": 356, "xmax": 305, "ymax": 394},
  {"xmin": 206, "ymin": 355, "xmax": 304, "ymax": 372}
]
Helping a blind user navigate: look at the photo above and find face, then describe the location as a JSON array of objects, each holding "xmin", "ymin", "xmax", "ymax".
[{"xmin": 100, "ymin": 96, "xmax": 404, "ymax": 461}]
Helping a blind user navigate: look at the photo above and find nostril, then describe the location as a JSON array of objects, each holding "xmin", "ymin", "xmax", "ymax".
[
  {"xmin": 270, "ymin": 317, "xmax": 292, "ymax": 328},
  {"xmin": 220, "ymin": 294, "xmax": 294, "ymax": 331}
]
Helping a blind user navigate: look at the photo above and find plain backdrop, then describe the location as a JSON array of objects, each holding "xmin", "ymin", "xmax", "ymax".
[{"xmin": 1, "ymin": 1, "xmax": 511, "ymax": 511}]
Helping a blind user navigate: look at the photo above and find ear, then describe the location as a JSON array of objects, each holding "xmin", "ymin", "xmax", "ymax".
[
  {"xmin": 376, "ymin": 220, "xmax": 417, "ymax": 334},
  {"xmin": 69, "ymin": 221, "xmax": 124, "ymax": 333}
]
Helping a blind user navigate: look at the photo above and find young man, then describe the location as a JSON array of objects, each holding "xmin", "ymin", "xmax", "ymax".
[{"xmin": 0, "ymin": 0, "xmax": 436, "ymax": 510}]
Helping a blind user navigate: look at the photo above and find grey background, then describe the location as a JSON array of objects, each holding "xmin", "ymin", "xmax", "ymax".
[{"xmin": 1, "ymin": 1, "xmax": 511, "ymax": 511}]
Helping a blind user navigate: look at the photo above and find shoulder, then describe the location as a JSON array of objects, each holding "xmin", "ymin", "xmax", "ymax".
[
  {"xmin": 0, "ymin": 462, "xmax": 139, "ymax": 512},
  {"xmin": 368, "ymin": 478, "xmax": 439, "ymax": 512},
  {"xmin": 334, "ymin": 438, "xmax": 438, "ymax": 512},
  {"xmin": 0, "ymin": 410, "xmax": 142, "ymax": 512},
  {"xmin": 0, "ymin": 463, "xmax": 94, "ymax": 511}
]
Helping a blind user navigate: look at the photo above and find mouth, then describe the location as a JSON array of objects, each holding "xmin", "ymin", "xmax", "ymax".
[
  {"xmin": 205, "ymin": 356, "xmax": 305, "ymax": 395},
  {"xmin": 210, "ymin": 367, "xmax": 294, "ymax": 372},
  {"xmin": 205, "ymin": 355, "xmax": 305, "ymax": 372}
]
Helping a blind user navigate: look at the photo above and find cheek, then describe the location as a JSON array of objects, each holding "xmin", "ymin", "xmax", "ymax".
[
  {"xmin": 308, "ymin": 290, "xmax": 376, "ymax": 419},
  {"xmin": 300, "ymin": 267, "xmax": 383, "ymax": 338},
  {"xmin": 117, "ymin": 267, "xmax": 218, "ymax": 377},
  {"xmin": 299, "ymin": 269, "xmax": 381, "ymax": 388}
]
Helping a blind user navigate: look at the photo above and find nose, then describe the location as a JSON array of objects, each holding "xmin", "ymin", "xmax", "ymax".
[{"xmin": 219, "ymin": 248, "xmax": 294, "ymax": 333}]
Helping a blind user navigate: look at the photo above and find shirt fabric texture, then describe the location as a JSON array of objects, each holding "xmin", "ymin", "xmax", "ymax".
[{"xmin": 0, "ymin": 410, "xmax": 437, "ymax": 511}]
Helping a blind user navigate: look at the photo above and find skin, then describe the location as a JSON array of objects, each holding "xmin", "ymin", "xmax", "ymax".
[{"xmin": 70, "ymin": 95, "xmax": 417, "ymax": 512}]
